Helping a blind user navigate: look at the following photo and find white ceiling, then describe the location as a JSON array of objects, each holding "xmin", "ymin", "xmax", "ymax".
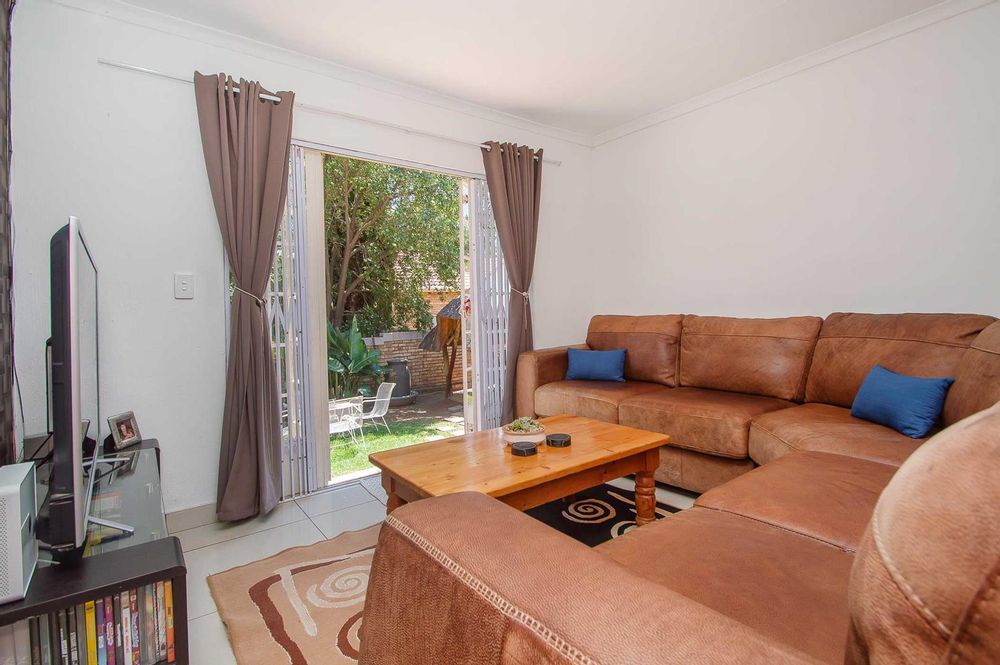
[{"xmin": 121, "ymin": 0, "xmax": 944, "ymax": 138}]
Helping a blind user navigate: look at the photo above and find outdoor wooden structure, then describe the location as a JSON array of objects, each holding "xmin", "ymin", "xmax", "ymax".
[{"xmin": 420, "ymin": 296, "xmax": 463, "ymax": 397}]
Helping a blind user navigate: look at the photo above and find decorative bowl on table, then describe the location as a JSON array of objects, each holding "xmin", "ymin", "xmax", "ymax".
[{"xmin": 502, "ymin": 417, "xmax": 546, "ymax": 446}]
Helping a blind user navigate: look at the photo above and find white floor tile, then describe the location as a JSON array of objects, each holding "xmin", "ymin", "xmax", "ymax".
[
  {"xmin": 360, "ymin": 474, "xmax": 388, "ymax": 504},
  {"xmin": 309, "ymin": 500, "xmax": 386, "ymax": 539},
  {"xmin": 606, "ymin": 476, "xmax": 697, "ymax": 510},
  {"xmin": 188, "ymin": 612, "xmax": 237, "ymax": 665},
  {"xmin": 166, "ymin": 503, "xmax": 218, "ymax": 534},
  {"xmin": 294, "ymin": 483, "xmax": 373, "ymax": 517},
  {"xmin": 185, "ymin": 518, "xmax": 324, "ymax": 619},
  {"xmin": 174, "ymin": 500, "xmax": 308, "ymax": 552},
  {"xmin": 656, "ymin": 485, "xmax": 697, "ymax": 510}
]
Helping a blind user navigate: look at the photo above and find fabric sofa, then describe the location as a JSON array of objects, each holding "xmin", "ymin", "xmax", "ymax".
[
  {"xmin": 516, "ymin": 312, "xmax": 1000, "ymax": 492},
  {"xmin": 358, "ymin": 402, "xmax": 1000, "ymax": 664}
]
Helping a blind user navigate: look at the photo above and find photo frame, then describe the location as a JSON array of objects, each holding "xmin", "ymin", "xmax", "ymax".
[{"xmin": 107, "ymin": 411, "xmax": 142, "ymax": 451}]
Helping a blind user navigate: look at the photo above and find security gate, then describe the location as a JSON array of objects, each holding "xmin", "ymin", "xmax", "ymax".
[
  {"xmin": 272, "ymin": 146, "xmax": 317, "ymax": 499},
  {"xmin": 468, "ymin": 178, "xmax": 509, "ymax": 430}
]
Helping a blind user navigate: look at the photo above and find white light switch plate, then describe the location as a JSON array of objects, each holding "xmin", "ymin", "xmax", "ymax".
[{"xmin": 174, "ymin": 272, "xmax": 195, "ymax": 299}]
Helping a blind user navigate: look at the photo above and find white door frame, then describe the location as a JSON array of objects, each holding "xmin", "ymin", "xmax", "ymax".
[{"xmin": 285, "ymin": 140, "xmax": 499, "ymax": 495}]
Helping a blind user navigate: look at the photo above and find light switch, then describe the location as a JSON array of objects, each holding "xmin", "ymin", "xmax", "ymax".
[{"xmin": 174, "ymin": 272, "xmax": 195, "ymax": 300}]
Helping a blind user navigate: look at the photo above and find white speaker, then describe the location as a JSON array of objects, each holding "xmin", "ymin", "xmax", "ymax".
[{"xmin": 0, "ymin": 463, "xmax": 38, "ymax": 604}]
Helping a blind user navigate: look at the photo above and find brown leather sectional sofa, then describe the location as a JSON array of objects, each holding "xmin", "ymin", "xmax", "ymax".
[
  {"xmin": 516, "ymin": 312, "xmax": 1000, "ymax": 491},
  {"xmin": 358, "ymin": 312, "xmax": 1000, "ymax": 664},
  {"xmin": 359, "ymin": 402, "xmax": 1000, "ymax": 664}
]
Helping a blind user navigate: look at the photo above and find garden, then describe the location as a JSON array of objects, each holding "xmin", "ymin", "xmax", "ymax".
[{"xmin": 321, "ymin": 153, "xmax": 467, "ymax": 482}]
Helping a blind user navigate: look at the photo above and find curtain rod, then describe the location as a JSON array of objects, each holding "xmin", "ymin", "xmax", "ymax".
[{"xmin": 96, "ymin": 59, "xmax": 560, "ymax": 166}]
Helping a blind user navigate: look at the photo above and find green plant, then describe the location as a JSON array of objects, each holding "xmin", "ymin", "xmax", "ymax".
[
  {"xmin": 327, "ymin": 317, "xmax": 386, "ymax": 398},
  {"xmin": 504, "ymin": 417, "xmax": 543, "ymax": 432},
  {"xmin": 323, "ymin": 154, "xmax": 461, "ymax": 335}
]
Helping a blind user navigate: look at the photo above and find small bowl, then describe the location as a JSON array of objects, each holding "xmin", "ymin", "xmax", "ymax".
[{"xmin": 502, "ymin": 424, "xmax": 546, "ymax": 446}]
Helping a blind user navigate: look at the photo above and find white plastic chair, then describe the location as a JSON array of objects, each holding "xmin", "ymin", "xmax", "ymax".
[
  {"xmin": 362, "ymin": 382, "xmax": 396, "ymax": 433},
  {"xmin": 329, "ymin": 396, "xmax": 366, "ymax": 446}
]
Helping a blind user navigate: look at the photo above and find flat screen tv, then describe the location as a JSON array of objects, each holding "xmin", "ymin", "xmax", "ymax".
[{"xmin": 45, "ymin": 216, "xmax": 99, "ymax": 554}]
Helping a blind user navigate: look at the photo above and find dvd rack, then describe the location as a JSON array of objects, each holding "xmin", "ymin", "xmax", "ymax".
[{"xmin": 0, "ymin": 441, "xmax": 187, "ymax": 664}]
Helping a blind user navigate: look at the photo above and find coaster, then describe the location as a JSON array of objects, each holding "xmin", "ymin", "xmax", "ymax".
[
  {"xmin": 511, "ymin": 441, "xmax": 538, "ymax": 456},
  {"xmin": 546, "ymin": 433, "xmax": 572, "ymax": 448}
]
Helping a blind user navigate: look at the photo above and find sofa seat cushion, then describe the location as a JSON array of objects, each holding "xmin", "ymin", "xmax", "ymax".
[
  {"xmin": 597, "ymin": 507, "xmax": 853, "ymax": 663},
  {"xmin": 695, "ymin": 451, "xmax": 897, "ymax": 552},
  {"xmin": 619, "ymin": 387, "xmax": 794, "ymax": 458},
  {"xmin": 533, "ymin": 380, "xmax": 666, "ymax": 423},
  {"xmin": 656, "ymin": 446, "xmax": 756, "ymax": 493},
  {"xmin": 749, "ymin": 403, "xmax": 925, "ymax": 467}
]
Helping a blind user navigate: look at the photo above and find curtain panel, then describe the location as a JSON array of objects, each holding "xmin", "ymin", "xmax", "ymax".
[
  {"xmin": 194, "ymin": 72, "xmax": 294, "ymax": 521},
  {"xmin": 0, "ymin": 0, "xmax": 15, "ymax": 466},
  {"xmin": 480, "ymin": 141, "xmax": 543, "ymax": 424}
]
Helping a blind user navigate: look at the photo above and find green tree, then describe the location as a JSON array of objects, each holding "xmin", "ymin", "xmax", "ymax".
[{"xmin": 324, "ymin": 154, "xmax": 460, "ymax": 336}]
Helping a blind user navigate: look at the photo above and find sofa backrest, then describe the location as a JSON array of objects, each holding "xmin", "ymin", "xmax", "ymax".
[
  {"xmin": 679, "ymin": 315, "xmax": 822, "ymax": 401},
  {"xmin": 943, "ymin": 321, "xmax": 1000, "ymax": 425},
  {"xmin": 804, "ymin": 313, "xmax": 995, "ymax": 408},
  {"xmin": 845, "ymin": 401, "xmax": 1000, "ymax": 665},
  {"xmin": 586, "ymin": 315, "xmax": 683, "ymax": 386}
]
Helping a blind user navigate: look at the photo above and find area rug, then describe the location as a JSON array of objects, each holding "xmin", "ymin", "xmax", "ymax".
[
  {"xmin": 526, "ymin": 484, "xmax": 679, "ymax": 547},
  {"xmin": 208, "ymin": 524, "xmax": 381, "ymax": 665},
  {"xmin": 209, "ymin": 485, "xmax": 678, "ymax": 664}
]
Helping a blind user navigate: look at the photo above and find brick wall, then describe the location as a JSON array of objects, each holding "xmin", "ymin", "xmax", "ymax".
[
  {"xmin": 423, "ymin": 290, "xmax": 460, "ymax": 318},
  {"xmin": 370, "ymin": 331, "xmax": 472, "ymax": 394}
]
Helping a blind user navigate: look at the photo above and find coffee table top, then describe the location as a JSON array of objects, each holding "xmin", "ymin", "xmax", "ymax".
[{"xmin": 368, "ymin": 414, "xmax": 669, "ymax": 500}]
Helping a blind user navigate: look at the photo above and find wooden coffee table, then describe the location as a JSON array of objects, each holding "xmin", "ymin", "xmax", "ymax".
[{"xmin": 368, "ymin": 414, "xmax": 669, "ymax": 526}]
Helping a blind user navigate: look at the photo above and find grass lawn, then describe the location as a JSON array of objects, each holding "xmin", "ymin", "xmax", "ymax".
[{"xmin": 330, "ymin": 418, "xmax": 465, "ymax": 481}]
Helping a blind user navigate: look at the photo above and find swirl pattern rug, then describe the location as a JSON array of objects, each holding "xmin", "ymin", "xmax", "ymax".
[
  {"xmin": 208, "ymin": 525, "xmax": 380, "ymax": 665},
  {"xmin": 208, "ymin": 486, "xmax": 678, "ymax": 664},
  {"xmin": 526, "ymin": 485, "xmax": 679, "ymax": 547}
]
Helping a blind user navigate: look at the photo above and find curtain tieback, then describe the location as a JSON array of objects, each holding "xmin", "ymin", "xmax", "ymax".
[
  {"xmin": 233, "ymin": 285, "xmax": 265, "ymax": 307},
  {"xmin": 511, "ymin": 288, "xmax": 529, "ymax": 303}
]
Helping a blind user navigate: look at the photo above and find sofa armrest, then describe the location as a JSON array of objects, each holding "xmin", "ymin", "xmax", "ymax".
[
  {"xmin": 358, "ymin": 493, "xmax": 819, "ymax": 665},
  {"xmin": 515, "ymin": 344, "xmax": 585, "ymax": 417}
]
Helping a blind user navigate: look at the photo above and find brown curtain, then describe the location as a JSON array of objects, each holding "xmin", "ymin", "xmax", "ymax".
[
  {"xmin": 194, "ymin": 72, "xmax": 294, "ymax": 521},
  {"xmin": 0, "ymin": 1, "xmax": 14, "ymax": 466},
  {"xmin": 481, "ymin": 141, "xmax": 543, "ymax": 423}
]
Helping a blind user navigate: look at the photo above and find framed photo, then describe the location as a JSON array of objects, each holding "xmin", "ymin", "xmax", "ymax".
[{"xmin": 108, "ymin": 411, "xmax": 142, "ymax": 451}]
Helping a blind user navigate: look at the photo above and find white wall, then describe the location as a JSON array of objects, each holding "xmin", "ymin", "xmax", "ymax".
[
  {"xmin": 10, "ymin": 0, "xmax": 596, "ymax": 512},
  {"xmin": 590, "ymin": 1, "xmax": 1000, "ymax": 319},
  {"xmin": 13, "ymin": 0, "xmax": 1000, "ymax": 513}
]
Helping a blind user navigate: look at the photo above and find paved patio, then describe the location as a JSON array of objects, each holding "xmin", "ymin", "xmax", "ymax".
[{"xmin": 385, "ymin": 389, "xmax": 467, "ymax": 427}]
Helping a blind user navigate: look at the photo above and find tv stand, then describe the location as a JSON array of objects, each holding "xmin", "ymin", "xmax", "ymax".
[
  {"xmin": 1, "ymin": 440, "xmax": 188, "ymax": 664},
  {"xmin": 86, "ymin": 455, "xmax": 139, "ymax": 535},
  {"xmin": 88, "ymin": 514, "xmax": 135, "ymax": 535}
]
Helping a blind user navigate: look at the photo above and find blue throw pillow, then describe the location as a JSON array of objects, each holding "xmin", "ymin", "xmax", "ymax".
[
  {"xmin": 565, "ymin": 348, "xmax": 626, "ymax": 382},
  {"xmin": 850, "ymin": 365, "xmax": 955, "ymax": 438}
]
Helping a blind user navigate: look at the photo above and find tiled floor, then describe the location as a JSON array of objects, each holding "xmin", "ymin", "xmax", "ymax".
[
  {"xmin": 169, "ymin": 479, "xmax": 387, "ymax": 664},
  {"xmin": 169, "ymin": 473, "xmax": 695, "ymax": 663}
]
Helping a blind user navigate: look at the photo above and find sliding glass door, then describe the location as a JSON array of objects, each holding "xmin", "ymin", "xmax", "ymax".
[{"xmin": 271, "ymin": 145, "xmax": 509, "ymax": 497}]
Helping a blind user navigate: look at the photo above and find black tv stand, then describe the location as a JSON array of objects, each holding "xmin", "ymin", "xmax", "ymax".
[
  {"xmin": 1, "ymin": 439, "xmax": 188, "ymax": 664},
  {"xmin": 86, "ymin": 455, "xmax": 138, "ymax": 536}
]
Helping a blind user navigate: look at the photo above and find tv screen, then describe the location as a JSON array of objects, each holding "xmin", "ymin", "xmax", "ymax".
[{"xmin": 47, "ymin": 216, "xmax": 99, "ymax": 552}]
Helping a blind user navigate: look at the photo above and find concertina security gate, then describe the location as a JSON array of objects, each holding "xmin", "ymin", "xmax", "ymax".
[
  {"xmin": 469, "ymin": 178, "xmax": 510, "ymax": 431},
  {"xmin": 271, "ymin": 146, "xmax": 317, "ymax": 500}
]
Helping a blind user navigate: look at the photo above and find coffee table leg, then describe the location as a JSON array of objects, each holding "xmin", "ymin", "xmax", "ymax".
[
  {"xmin": 635, "ymin": 450, "xmax": 657, "ymax": 526},
  {"xmin": 383, "ymin": 475, "xmax": 407, "ymax": 513},
  {"xmin": 387, "ymin": 491, "xmax": 405, "ymax": 513}
]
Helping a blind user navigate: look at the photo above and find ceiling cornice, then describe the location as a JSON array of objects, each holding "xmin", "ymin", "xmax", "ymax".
[
  {"xmin": 44, "ymin": 0, "xmax": 998, "ymax": 149},
  {"xmin": 592, "ymin": 0, "xmax": 997, "ymax": 147},
  {"xmin": 50, "ymin": 0, "xmax": 594, "ymax": 148}
]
